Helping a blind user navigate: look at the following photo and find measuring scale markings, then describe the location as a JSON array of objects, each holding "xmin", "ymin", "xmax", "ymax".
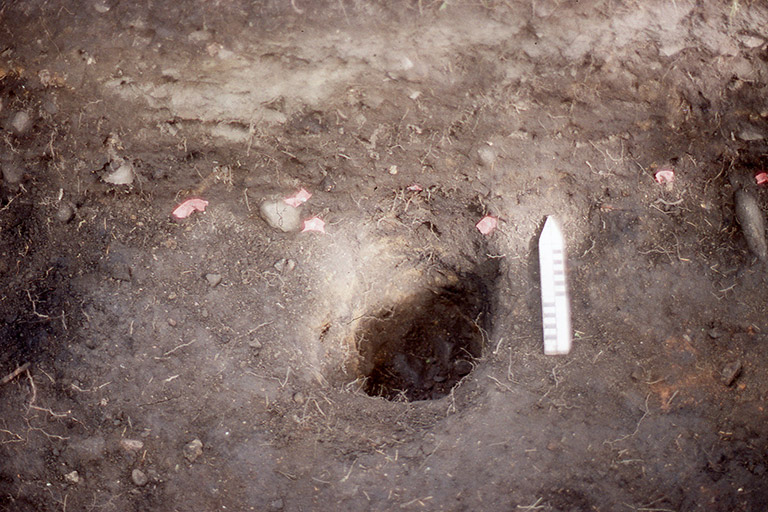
[{"xmin": 539, "ymin": 216, "xmax": 572, "ymax": 355}]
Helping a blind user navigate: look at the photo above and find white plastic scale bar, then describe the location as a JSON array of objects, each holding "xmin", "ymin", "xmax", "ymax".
[{"xmin": 539, "ymin": 216, "xmax": 572, "ymax": 355}]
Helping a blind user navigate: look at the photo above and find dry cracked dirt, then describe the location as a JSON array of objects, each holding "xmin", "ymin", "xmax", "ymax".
[{"xmin": 1, "ymin": 1, "xmax": 768, "ymax": 511}]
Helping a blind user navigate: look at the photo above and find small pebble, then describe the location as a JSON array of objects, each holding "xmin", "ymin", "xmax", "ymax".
[
  {"xmin": 292, "ymin": 391, "xmax": 305, "ymax": 404},
  {"xmin": 320, "ymin": 175, "xmax": 335, "ymax": 192},
  {"xmin": 183, "ymin": 438, "xmax": 203, "ymax": 462},
  {"xmin": 708, "ymin": 328, "xmax": 723, "ymax": 339},
  {"xmin": 1, "ymin": 161, "xmax": 24, "ymax": 184},
  {"xmin": 477, "ymin": 145, "xmax": 497, "ymax": 167},
  {"xmin": 43, "ymin": 99, "xmax": 59, "ymax": 115},
  {"xmin": 248, "ymin": 339, "xmax": 262, "ymax": 350},
  {"xmin": 85, "ymin": 338, "xmax": 101, "ymax": 350},
  {"xmin": 103, "ymin": 162, "xmax": 135, "ymax": 185},
  {"xmin": 120, "ymin": 439, "xmax": 145, "ymax": 452},
  {"xmin": 132, "ymin": 469, "xmax": 148, "ymax": 486},
  {"xmin": 201, "ymin": 308, "xmax": 209, "ymax": 318},
  {"xmin": 454, "ymin": 359, "xmax": 473, "ymax": 376},
  {"xmin": 270, "ymin": 498, "xmax": 285, "ymax": 511},
  {"xmin": 55, "ymin": 203, "xmax": 75, "ymax": 223},
  {"xmin": 168, "ymin": 292, "xmax": 177, "ymax": 300},
  {"xmin": 721, "ymin": 360, "xmax": 742, "ymax": 386},
  {"xmin": 205, "ymin": 273, "xmax": 222, "ymax": 287},
  {"xmin": 10, "ymin": 111, "xmax": 32, "ymax": 135},
  {"xmin": 168, "ymin": 318, "xmax": 177, "ymax": 327},
  {"xmin": 260, "ymin": 199, "xmax": 302, "ymax": 232},
  {"xmin": 65, "ymin": 470, "xmax": 80, "ymax": 484},
  {"xmin": 274, "ymin": 258, "xmax": 297, "ymax": 273},
  {"xmin": 735, "ymin": 189, "xmax": 767, "ymax": 261}
]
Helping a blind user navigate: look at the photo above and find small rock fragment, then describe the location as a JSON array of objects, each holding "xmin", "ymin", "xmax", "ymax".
[
  {"xmin": 477, "ymin": 146, "xmax": 497, "ymax": 167},
  {"xmin": 248, "ymin": 339, "xmax": 262, "ymax": 350},
  {"xmin": 738, "ymin": 127, "xmax": 765, "ymax": 142},
  {"xmin": 205, "ymin": 273, "xmax": 222, "ymax": 287},
  {"xmin": 737, "ymin": 34, "xmax": 766, "ymax": 49},
  {"xmin": 103, "ymin": 162, "xmax": 135, "ymax": 185},
  {"xmin": 55, "ymin": 203, "xmax": 75, "ymax": 223},
  {"xmin": 65, "ymin": 470, "xmax": 80, "ymax": 484},
  {"xmin": 274, "ymin": 258, "xmax": 296, "ymax": 273},
  {"xmin": 270, "ymin": 498, "xmax": 285, "ymax": 511},
  {"xmin": 106, "ymin": 259, "xmax": 132, "ymax": 281},
  {"xmin": 85, "ymin": 338, "xmax": 101, "ymax": 350},
  {"xmin": 43, "ymin": 99, "xmax": 59, "ymax": 115},
  {"xmin": 320, "ymin": 175, "xmax": 335, "ymax": 192},
  {"xmin": 168, "ymin": 318, "xmax": 177, "ymax": 327},
  {"xmin": 1, "ymin": 161, "xmax": 24, "ymax": 184},
  {"xmin": 183, "ymin": 439, "xmax": 203, "ymax": 462},
  {"xmin": 131, "ymin": 468, "xmax": 148, "ymax": 486},
  {"xmin": 260, "ymin": 199, "xmax": 302, "ymax": 232},
  {"xmin": 10, "ymin": 111, "xmax": 32, "ymax": 135},
  {"xmin": 708, "ymin": 328, "xmax": 723, "ymax": 340},
  {"xmin": 734, "ymin": 189, "xmax": 768, "ymax": 261},
  {"xmin": 292, "ymin": 391, "xmax": 305, "ymax": 404},
  {"xmin": 721, "ymin": 360, "xmax": 742, "ymax": 386},
  {"xmin": 120, "ymin": 439, "xmax": 145, "ymax": 452},
  {"xmin": 454, "ymin": 359, "xmax": 473, "ymax": 376},
  {"xmin": 259, "ymin": 200, "xmax": 301, "ymax": 233}
]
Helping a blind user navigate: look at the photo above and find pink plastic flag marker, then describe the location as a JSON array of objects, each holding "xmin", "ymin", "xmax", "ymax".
[
  {"xmin": 654, "ymin": 167, "xmax": 675, "ymax": 184},
  {"xmin": 476, "ymin": 215, "xmax": 498, "ymax": 235},
  {"xmin": 284, "ymin": 188, "xmax": 312, "ymax": 208},
  {"xmin": 407, "ymin": 184, "xmax": 423, "ymax": 192},
  {"xmin": 172, "ymin": 198, "xmax": 209, "ymax": 219},
  {"xmin": 755, "ymin": 172, "xmax": 768, "ymax": 185},
  {"xmin": 302, "ymin": 217, "xmax": 325, "ymax": 233}
]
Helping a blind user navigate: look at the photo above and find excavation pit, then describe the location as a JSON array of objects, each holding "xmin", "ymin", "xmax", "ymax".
[{"xmin": 356, "ymin": 275, "xmax": 490, "ymax": 401}]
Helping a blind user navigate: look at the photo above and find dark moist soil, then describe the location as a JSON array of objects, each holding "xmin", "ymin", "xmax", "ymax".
[{"xmin": 2, "ymin": 1, "xmax": 768, "ymax": 511}]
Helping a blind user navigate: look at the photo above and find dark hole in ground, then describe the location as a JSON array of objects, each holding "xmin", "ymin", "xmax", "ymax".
[{"xmin": 356, "ymin": 273, "xmax": 491, "ymax": 401}]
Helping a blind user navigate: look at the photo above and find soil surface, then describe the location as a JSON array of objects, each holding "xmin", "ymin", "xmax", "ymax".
[{"xmin": 1, "ymin": 1, "xmax": 768, "ymax": 511}]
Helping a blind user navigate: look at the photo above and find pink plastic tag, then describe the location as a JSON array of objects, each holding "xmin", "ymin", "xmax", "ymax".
[
  {"xmin": 171, "ymin": 198, "xmax": 209, "ymax": 219},
  {"xmin": 476, "ymin": 215, "xmax": 498, "ymax": 235},
  {"xmin": 302, "ymin": 217, "xmax": 326, "ymax": 233},
  {"xmin": 284, "ymin": 188, "xmax": 312, "ymax": 207}
]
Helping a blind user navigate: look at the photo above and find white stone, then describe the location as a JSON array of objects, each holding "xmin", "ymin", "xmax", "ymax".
[
  {"xmin": 259, "ymin": 199, "xmax": 301, "ymax": 232},
  {"xmin": 104, "ymin": 163, "xmax": 134, "ymax": 185}
]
